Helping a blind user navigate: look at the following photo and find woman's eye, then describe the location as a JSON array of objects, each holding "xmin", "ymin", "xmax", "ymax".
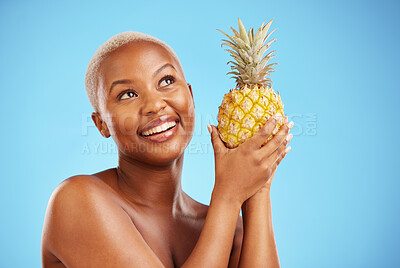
[
  {"xmin": 159, "ymin": 75, "xmax": 175, "ymax": 87},
  {"xmin": 119, "ymin": 90, "xmax": 138, "ymax": 100}
]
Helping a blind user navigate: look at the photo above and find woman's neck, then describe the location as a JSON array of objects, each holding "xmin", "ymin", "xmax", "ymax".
[{"xmin": 115, "ymin": 152, "xmax": 186, "ymax": 213}]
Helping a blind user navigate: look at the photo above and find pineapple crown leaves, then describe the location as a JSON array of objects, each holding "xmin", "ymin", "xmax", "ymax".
[{"xmin": 217, "ymin": 18, "xmax": 278, "ymax": 87}]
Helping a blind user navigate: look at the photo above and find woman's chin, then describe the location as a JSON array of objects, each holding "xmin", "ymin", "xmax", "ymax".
[
  {"xmin": 139, "ymin": 150, "xmax": 186, "ymax": 166},
  {"xmin": 119, "ymin": 140, "xmax": 187, "ymax": 165}
]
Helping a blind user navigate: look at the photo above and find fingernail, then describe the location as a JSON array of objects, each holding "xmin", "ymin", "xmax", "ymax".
[
  {"xmin": 274, "ymin": 114, "xmax": 282, "ymax": 121},
  {"xmin": 285, "ymin": 146, "xmax": 291, "ymax": 153},
  {"xmin": 207, "ymin": 124, "xmax": 212, "ymax": 134},
  {"xmin": 286, "ymin": 133, "xmax": 293, "ymax": 142},
  {"xmin": 288, "ymin": 121, "xmax": 294, "ymax": 129}
]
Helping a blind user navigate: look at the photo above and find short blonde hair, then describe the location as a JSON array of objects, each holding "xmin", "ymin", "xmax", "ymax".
[{"xmin": 84, "ymin": 31, "xmax": 180, "ymax": 112}]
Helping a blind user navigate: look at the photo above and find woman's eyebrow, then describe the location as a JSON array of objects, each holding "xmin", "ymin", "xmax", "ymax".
[
  {"xmin": 109, "ymin": 79, "xmax": 134, "ymax": 94},
  {"xmin": 109, "ymin": 64, "xmax": 176, "ymax": 94},
  {"xmin": 153, "ymin": 63, "xmax": 175, "ymax": 78}
]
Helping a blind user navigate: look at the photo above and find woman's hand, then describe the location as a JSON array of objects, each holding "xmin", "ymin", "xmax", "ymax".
[
  {"xmin": 208, "ymin": 115, "xmax": 293, "ymax": 206},
  {"xmin": 256, "ymin": 116, "xmax": 293, "ymax": 193}
]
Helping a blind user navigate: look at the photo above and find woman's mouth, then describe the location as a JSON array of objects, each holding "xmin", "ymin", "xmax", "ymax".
[
  {"xmin": 139, "ymin": 116, "xmax": 180, "ymax": 143},
  {"xmin": 142, "ymin": 121, "xmax": 177, "ymax": 136}
]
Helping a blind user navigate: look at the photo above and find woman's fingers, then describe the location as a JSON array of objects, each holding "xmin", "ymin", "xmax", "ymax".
[
  {"xmin": 208, "ymin": 124, "xmax": 227, "ymax": 156},
  {"xmin": 244, "ymin": 114, "xmax": 283, "ymax": 150},
  {"xmin": 274, "ymin": 145, "xmax": 291, "ymax": 167},
  {"xmin": 261, "ymin": 120, "xmax": 293, "ymax": 155},
  {"xmin": 267, "ymin": 133, "xmax": 292, "ymax": 167},
  {"xmin": 263, "ymin": 142, "xmax": 291, "ymax": 185}
]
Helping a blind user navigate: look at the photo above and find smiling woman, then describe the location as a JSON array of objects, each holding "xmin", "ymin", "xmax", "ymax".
[
  {"xmin": 41, "ymin": 31, "xmax": 292, "ymax": 268},
  {"xmin": 90, "ymin": 38, "xmax": 195, "ymax": 164}
]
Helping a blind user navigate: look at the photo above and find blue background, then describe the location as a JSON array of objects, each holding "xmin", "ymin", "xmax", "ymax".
[{"xmin": 1, "ymin": 0, "xmax": 399, "ymax": 267}]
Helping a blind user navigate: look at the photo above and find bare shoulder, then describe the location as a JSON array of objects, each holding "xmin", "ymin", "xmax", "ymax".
[
  {"xmin": 42, "ymin": 174, "xmax": 116, "ymax": 232},
  {"xmin": 41, "ymin": 175, "xmax": 115, "ymax": 262},
  {"xmin": 41, "ymin": 174, "xmax": 164, "ymax": 268},
  {"xmin": 43, "ymin": 174, "xmax": 121, "ymax": 223},
  {"xmin": 42, "ymin": 174, "xmax": 112, "ymax": 225},
  {"xmin": 51, "ymin": 174, "xmax": 111, "ymax": 196}
]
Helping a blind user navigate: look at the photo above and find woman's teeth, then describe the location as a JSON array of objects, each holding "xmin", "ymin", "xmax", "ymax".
[{"xmin": 142, "ymin": 121, "xmax": 177, "ymax": 136}]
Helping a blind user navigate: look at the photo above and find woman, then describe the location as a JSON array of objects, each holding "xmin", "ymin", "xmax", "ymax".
[{"xmin": 41, "ymin": 31, "xmax": 293, "ymax": 268}]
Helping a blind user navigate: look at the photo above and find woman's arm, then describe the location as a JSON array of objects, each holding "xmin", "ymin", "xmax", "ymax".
[
  {"xmin": 181, "ymin": 191, "xmax": 242, "ymax": 268},
  {"xmin": 183, "ymin": 118, "xmax": 285, "ymax": 268},
  {"xmin": 237, "ymin": 120, "xmax": 293, "ymax": 268},
  {"xmin": 239, "ymin": 189, "xmax": 280, "ymax": 267}
]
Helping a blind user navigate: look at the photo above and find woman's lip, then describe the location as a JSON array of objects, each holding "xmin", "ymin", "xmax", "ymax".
[
  {"xmin": 140, "ymin": 121, "xmax": 179, "ymax": 143},
  {"xmin": 139, "ymin": 115, "xmax": 179, "ymax": 135}
]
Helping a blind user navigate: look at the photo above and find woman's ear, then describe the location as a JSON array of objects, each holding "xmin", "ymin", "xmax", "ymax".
[
  {"xmin": 91, "ymin": 112, "xmax": 110, "ymax": 138},
  {"xmin": 187, "ymin": 83, "xmax": 195, "ymax": 109}
]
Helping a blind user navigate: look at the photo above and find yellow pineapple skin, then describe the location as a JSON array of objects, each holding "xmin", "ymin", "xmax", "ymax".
[{"xmin": 217, "ymin": 84, "xmax": 284, "ymax": 149}]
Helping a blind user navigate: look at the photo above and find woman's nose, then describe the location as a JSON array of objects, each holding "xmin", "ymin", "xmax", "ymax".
[{"xmin": 141, "ymin": 92, "xmax": 167, "ymax": 115}]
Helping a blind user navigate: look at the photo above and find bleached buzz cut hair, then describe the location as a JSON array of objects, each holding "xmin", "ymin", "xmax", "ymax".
[{"xmin": 85, "ymin": 31, "xmax": 180, "ymax": 112}]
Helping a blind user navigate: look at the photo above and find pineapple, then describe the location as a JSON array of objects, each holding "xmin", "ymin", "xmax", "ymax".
[{"xmin": 217, "ymin": 18, "xmax": 285, "ymax": 149}]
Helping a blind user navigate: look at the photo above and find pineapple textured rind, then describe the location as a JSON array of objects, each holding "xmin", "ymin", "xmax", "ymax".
[{"xmin": 217, "ymin": 84, "xmax": 284, "ymax": 149}]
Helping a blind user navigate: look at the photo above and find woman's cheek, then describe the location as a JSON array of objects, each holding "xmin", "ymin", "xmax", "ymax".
[
  {"xmin": 180, "ymin": 97, "xmax": 196, "ymax": 141},
  {"xmin": 173, "ymin": 92, "xmax": 195, "ymax": 126},
  {"xmin": 111, "ymin": 112, "xmax": 138, "ymax": 137}
]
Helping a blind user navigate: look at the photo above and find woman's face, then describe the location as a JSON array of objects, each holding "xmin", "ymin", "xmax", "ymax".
[{"xmin": 93, "ymin": 41, "xmax": 195, "ymax": 165}]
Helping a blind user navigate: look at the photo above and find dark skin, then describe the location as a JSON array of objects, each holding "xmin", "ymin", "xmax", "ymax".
[{"xmin": 41, "ymin": 40, "xmax": 292, "ymax": 268}]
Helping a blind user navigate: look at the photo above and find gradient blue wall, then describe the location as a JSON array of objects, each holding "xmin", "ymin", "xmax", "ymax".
[{"xmin": 1, "ymin": 0, "xmax": 399, "ymax": 267}]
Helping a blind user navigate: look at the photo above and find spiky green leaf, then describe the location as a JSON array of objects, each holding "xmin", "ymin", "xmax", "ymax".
[
  {"xmin": 224, "ymin": 48, "xmax": 241, "ymax": 58},
  {"xmin": 231, "ymin": 36, "xmax": 250, "ymax": 50},
  {"xmin": 261, "ymin": 19, "xmax": 274, "ymax": 39},
  {"xmin": 221, "ymin": 43, "xmax": 240, "ymax": 53},
  {"xmin": 265, "ymin": 50, "xmax": 276, "ymax": 58},
  {"xmin": 265, "ymin": 38, "xmax": 277, "ymax": 48},
  {"xmin": 230, "ymin": 27, "xmax": 240, "ymax": 38},
  {"xmin": 218, "ymin": 18, "xmax": 278, "ymax": 85},
  {"xmin": 221, "ymin": 39, "xmax": 238, "ymax": 49},
  {"xmin": 248, "ymin": 28, "xmax": 254, "ymax": 45},
  {"xmin": 254, "ymin": 45, "xmax": 269, "ymax": 62},
  {"xmin": 227, "ymin": 61, "xmax": 240, "ymax": 67},
  {"xmin": 238, "ymin": 18, "xmax": 250, "ymax": 45},
  {"xmin": 264, "ymin": 28, "xmax": 277, "ymax": 43},
  {"xmin": 217, "ymin": 29, "xmax": 238, "ymax": 46},
  {"xmin": 227, "ymin": 71, "xmax": 240, "ymax": 76},
  {"xmin": 254, "ymin": 21, "xmax": 266, "ymax": 44},
  {"xmin": 259, "ymin": 54, "xmax": 275, "ymax": 68}
]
